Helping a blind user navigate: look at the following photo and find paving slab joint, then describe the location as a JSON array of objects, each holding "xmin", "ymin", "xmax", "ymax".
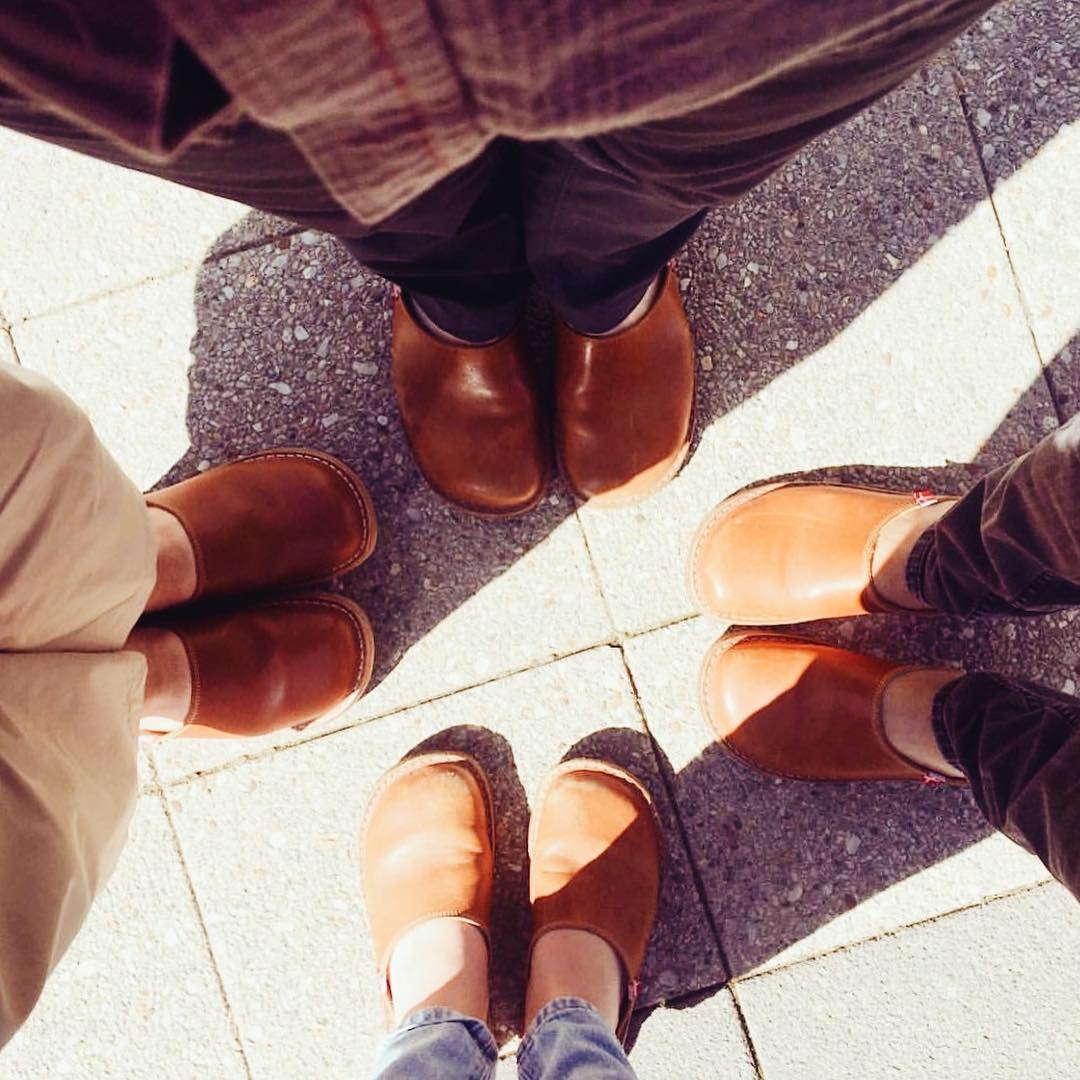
[
  {"xmin": 151, "ymin": 753, "xmax": 257, "ymax": 1079},
  {"xmin": 948, "ymin": 65, "xmax": 1062, "ymax": 423}
]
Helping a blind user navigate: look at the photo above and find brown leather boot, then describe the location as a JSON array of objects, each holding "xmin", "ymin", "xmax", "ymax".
[
  {"xmin": 160, "ymin": 592, "xmax": 374, "ymax": 738},
  {"xmin": 146, "ymin": 448, "xmax": 376, "ymax": 602},
  {"xmin": 689, "ymin": 481, "xmax": 956, "ymax": 623},
  {"xmin": 391, "ymin": 295, "xmax": 548, "ymax": 516},
  {"xmin": 555, "ymin": 268, "xmax": 694, "ymax": 506},
  {"xmin": 528, "ymin": 759, "xmax": 662, "ymax": 1043},
  {"xmin": 360, "ymin": 752, "xmax": 494, "ymax": 1016},
  {"xmin": 700, "ymin": 631, "xmax": 966, "ymax": 785}
]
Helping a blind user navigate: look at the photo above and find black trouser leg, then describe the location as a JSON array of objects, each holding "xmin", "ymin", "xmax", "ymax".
[
  {"xmin": 934, "ymin": 673, "xmax": 1080, "ymax": 900},
  {"xmin": 518, "ymin": 0, "xmax": 992, "ymax": 332},
  {"xmin": 341, "ymin": 140, "xmax": 530, "ymax": 342},
  {"xmin": 911, "ymin": 415, "xmax": 1080, "ymax": 616}
]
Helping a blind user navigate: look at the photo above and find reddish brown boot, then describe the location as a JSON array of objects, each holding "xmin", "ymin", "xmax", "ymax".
[
  {"xmin": 147, "ymin": 449, "xmax": 376, "ymax": 602},
  {"xmin": 555, "ymin": 269, "xmax": 694, "ymax": 506},
  {"xmin": 392, "ymin": 296, "xmax": 548, "ymax": 516},
  {"xmin": 160, "ymin": 592, "xmax": 373, "ymax": 738}
]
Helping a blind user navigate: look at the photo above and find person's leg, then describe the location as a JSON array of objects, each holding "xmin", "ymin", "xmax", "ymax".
[
  {"xmin": 911, "ymin": 414, "xmax": 1080, "ymax": 616},
  {"xmin": 345, "ymin": 139, "xmax": 529, "ymax": 344},
  {"xmin": 0, "ymin": 651, "xmax": 145, "ymax": 1047},
  {"xmin": 0, "ymin": 363, "xmax": 380, "ymax": 1043},
  {"xmin": 0, "ymin": 362, "xmax": 156, "ymax": 1046},
  {"xmin": 517, "ymin": 997, "xmax": 638, "ymax": 1080},
  {"xmin": 361, "ymin": 752, "xmax": 497, "ymax": 1077},
  {"xmin": 525, "ymin": 0, "xmax": 993, "ymax": 333},
  {"xmin": 522, "ymin": 137, "xmax": 704, "ymax": 336},
  {"xmin": 519, "ymin": 931, "xmax": 638, "ymax": 1079},
  {"xmin": 882, "ymin": 666, "xmax": 1080, "ymax": 897},
  {"xmin": 371, "ymin": 1007, "xmax": 497, "ymax": 1080},
  {"xmin": 931, "ymin": 673, "xmax": 1080, "ymax": 898},
  {"xmin": 0, "ymin": 362, "xmax": 157, "ymax": 652}
]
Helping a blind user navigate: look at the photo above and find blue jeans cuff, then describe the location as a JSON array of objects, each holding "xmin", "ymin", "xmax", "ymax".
[
  {"xmin": 521, "ymin": 996, "xmax": 601, "ymax": 1042},
  {"xmin": 374, "ymin": 1007, "xmax": 498, "ymax": 1079},
  {"xmin": 518, "ymin": 997, "xmax": 634, "ymax": 1080},
  {"xmin": 395, "ymin": 1005, "xmax": 486, "ymax": 1031}
]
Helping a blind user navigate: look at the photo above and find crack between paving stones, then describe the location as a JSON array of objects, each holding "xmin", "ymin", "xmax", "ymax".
[
  {"xmin": 950, "ymin": 67, "xmax": 1066, "ymax": 426},
  {"xmin": 5, "ymin": 225, "xmax": 303, "ymax": 329},
  {"xmin": 1, "ymin": 324, "xmax": 22, "ymax": 365},
  {"xmin": 157, "ymin": 636, "xmax": 618, "ymax": 787},
  {"xmin": 616, "ymin": 646, "xmax": 767, "ymax": 1077},
  {"xmin": 571, "ymin": 505, "xmax": 620, "ymax": 634},
  {"xmin": 148, "ymin": 754, "xmax": 257, "ymax": 1079},
  {"xmin": 728, "ymin": 876, "xmax": 1057, "ymax": 987}
]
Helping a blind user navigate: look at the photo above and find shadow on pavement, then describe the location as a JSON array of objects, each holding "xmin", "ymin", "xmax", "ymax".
[
  {"xmin": 652, "ymin": 355, "xmax": 1076, "ymax": 993},
  {"xmin": 151, "ymin": 23, "xmax": 1075, "ymax": 1040},
  {"xmin": 156, "ymin": 61, "xmax": 1061, "ymax": 693}
]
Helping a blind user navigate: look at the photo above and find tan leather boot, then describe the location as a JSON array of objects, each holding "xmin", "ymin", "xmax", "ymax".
[
  {"xmin": 700, "ymin": 631, "xmax": 966, "ymax": 785},
  {"xmin": 360, "ymin": 752, "xmax": 495, "ymax": 1017},
  {"xmin": 528, "ymin": 759, "xmax": 663, "ymax": 1043},
  {"xmin": 689, "ymin": 482, "xmax": 956, "ymax": 623}
]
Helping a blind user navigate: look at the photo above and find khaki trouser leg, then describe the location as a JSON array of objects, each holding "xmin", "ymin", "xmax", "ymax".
[{"xmin": 0, "ymin": 361, "xmax": 155, "ymax": 1047}]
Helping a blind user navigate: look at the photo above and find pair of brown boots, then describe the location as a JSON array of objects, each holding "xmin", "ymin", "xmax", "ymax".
[
  {"xmin": 361, "ymin": 753, "xmax": 663, "ymax": 1043},
  {"xmin": 689, "ymin": 480, "xmax": 966, "ymax": 785},
  {"xmin": 392, "ymin": 269, "xmax": 695, "ymax": 515},
  {"xmin": 142, "ymin": 449, "xmax": 379, "ymax": 737}
]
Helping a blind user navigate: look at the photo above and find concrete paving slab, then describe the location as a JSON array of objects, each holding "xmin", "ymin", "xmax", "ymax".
[
  {"xmin": 0, "ymin": 327, "xmax": 16, "ymax": 365},
  {"xmin": 953, "ymin": 2, "xmax": 1080, "ymax": 374},
  {"xmin": 624, "ymin": 614, "xmax": 1061, "ymax": 979},
  {"xmin": 626, "ymin": 990, "xmax": 758, "ymax": 1080},
  {"xmin": 577, "ymin": 65, "xmax": 1045, "ymax": 635},
  {"xmin": 0, "ymin": 128, "xmax": 271, "ymax": 322},
  {"xmin": 2, "ymin": 795, "xmax": 247, "ymax": 1079},
  {"xmin": 166, "ymin": 647, "xmax": 725, "ymax": 1076},
  {"xmin": 11, "ymin": 270, "xmax": 197, "ymax": 490},
  {"xmin": 736, "ymin": 882, "xmax": 1080, "ymax": 1079}
]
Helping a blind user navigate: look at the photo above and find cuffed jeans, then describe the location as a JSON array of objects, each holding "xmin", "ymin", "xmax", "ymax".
[
  {"xmin": 916, "ymin": 414, "xmax": 1080, "ymax": 899},
  {"xmin": 0, "ymin": 0, "xmax": 991, "ymax": 340},
  {"xmin": 373, "ymin": 999, "xmax": 636, "ymax": 1080}
]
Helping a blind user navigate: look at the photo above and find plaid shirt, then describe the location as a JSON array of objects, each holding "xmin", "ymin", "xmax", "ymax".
[{"xmin": 0, "ymin": 0, "xmax": 944, "ymax": 224}]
